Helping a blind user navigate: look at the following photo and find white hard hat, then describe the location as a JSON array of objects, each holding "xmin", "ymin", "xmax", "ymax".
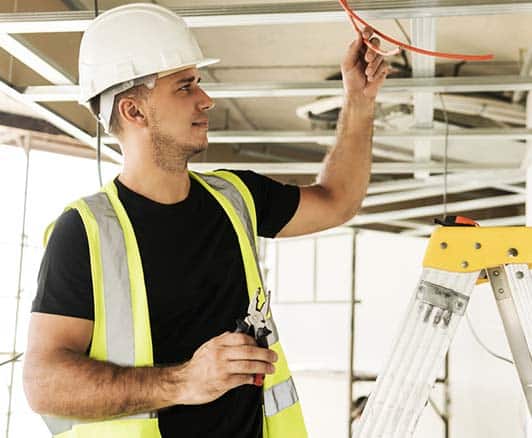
[{"xmin": 78, "ymin": 3, "xmax": 218, "ymax": 130}]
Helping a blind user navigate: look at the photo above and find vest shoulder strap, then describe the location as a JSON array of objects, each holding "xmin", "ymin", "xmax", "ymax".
[{"xmin": 208, "ymin": 170, "xmax": 258, "ymax": 239}]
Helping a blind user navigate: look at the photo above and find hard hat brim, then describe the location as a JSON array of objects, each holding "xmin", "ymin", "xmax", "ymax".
[{"xmin": 78, "ymin": 57, "xmax": 220, "ymax": 104}]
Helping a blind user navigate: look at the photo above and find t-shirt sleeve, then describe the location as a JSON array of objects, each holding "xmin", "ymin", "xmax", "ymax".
[
  {"xmin": 228, "ymin": 170, "xmax": 300, "ymax": 238},
  {"xmin": 31, "ymin": 209, "xmax": 95, "ymax": 320}
]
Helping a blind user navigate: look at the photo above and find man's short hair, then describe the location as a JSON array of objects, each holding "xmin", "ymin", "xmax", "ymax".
[{"xmin": 88, "ymin": 85, "xmax": 151, "ymax": 135}]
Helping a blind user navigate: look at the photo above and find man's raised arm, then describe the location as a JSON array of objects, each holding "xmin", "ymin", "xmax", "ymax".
[{"xmin": 278, "ymin": 27, "xmax": 388, "ymax": 238}]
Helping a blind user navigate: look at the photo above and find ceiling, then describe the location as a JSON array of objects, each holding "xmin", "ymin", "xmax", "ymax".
[{"xmin": 0, "ymin": 0, "xmax": 531, "ymax": 235}]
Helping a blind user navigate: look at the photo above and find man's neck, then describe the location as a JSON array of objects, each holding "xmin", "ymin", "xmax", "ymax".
[{"xmin": 118, "ymin": 167, "xmax": 191, "ymax": 205}]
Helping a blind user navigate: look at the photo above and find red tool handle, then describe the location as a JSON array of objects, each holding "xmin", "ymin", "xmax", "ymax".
[
  {"xmin": 235, "ymin": 319, "xmax": 266, "ymax": 387},
  {"xmin": 235, "ymin": 320, "xmax": 272, "ymax": 386}
]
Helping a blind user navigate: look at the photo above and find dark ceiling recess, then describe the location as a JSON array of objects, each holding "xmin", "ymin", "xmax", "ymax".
[{"xmin": 0, "ymin": 110, "xmax": 65, "ymax": 135}]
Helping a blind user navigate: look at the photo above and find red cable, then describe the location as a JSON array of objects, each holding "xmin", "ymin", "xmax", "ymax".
[{"xmin": 338, "ymin": 0, "xmax": 494, "ymax": 61}]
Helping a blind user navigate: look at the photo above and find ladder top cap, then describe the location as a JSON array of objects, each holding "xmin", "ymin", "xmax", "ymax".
[{"xmin": 424, "ymin": 226, "xmax": 532, "ymax": 272}]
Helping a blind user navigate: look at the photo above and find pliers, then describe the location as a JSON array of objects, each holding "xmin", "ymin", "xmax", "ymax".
[{"xmin": 235, "ymin": 288, "xmax": 272, "ymax": 386}]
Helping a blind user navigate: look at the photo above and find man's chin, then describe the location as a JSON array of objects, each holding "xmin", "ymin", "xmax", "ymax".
[
  {"xmin": 192, "ymin": 142, "xmax": 208, "ymax": 154},
  {"xmin": 185, "ymin": 142, "xmax": 208, "ymax": 160}
]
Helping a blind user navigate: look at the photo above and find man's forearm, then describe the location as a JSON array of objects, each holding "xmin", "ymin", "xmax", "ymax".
[
  {"xmin": 24, "ymin": 348, "xmax": 184, "ymax": 419},
  {"xmin": 317, "ymin": 95, "xmax": 375, "ymax": 217}
]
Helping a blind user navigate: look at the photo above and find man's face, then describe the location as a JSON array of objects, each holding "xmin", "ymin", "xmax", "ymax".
[{"xmin": 145, "ymin": 67, "xmax": 214, "ymax": 172}]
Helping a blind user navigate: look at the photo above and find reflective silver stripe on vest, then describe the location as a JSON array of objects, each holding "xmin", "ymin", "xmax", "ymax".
[
  {"xmin": 42, "ymin": 415, "xmax": 76, "ymax": 436},
  {"xmin": 84, "ymin": 192, "xmax": 135, "ymax": 367},
  {"xmin": 264, "ymin": 377, "xmax": 299, "ymax": 417},
  {"xmin": 43, "ymin": 192, "xmax": 151, "ymax": 436},
  {"xmin": 199, "ymin": 173, "xmax": 265, "ymax": 287}
]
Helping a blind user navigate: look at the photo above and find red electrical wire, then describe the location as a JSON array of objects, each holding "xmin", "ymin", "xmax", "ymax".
[{"xmin": 338, "ymin": 0, "xmax": 494, "ymax": 61}]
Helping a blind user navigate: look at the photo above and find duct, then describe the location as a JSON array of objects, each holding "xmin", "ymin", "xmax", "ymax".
[{"xmin": 296, "ymin": 94, "xmax": 526, "ymax": 125}]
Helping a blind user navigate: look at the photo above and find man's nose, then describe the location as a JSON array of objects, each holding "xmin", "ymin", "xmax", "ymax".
[{"xmin": 197, "ymin": 87, "xmax": 215, "ymax": 112}]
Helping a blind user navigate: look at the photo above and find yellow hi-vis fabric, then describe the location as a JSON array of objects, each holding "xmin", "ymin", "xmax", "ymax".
[{"xmin": 42, "ymin": 171, "xmax": 307, "ymax": 438}]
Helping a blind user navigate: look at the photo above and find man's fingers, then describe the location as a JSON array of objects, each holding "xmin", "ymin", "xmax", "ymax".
[
  {"xmin": 343, "ymin": 37, "xmax": 363, "ymax": 68},
  {"xmin": 226, "ymin": 374, "xmax": 255, "ymax": 388},
  {"xmin": 365, "ymin": 37, "xmax": 381, "ymax": 63},
  {"xmin": 343, "ymin": 24, "xmax": 372, "ymax": 68},
  {"xmin": 227, "ymin": 360, "xmax": 276, "ymax": 376},
  {"xmin": 225, "ymin": 345, "xmax": 278, "ymax": 363},
  {"xmin": 361, "ymin": 26, "xmax": 373, "ymax": 40},
  {"xmin": 219, "ymin": 332, "xmax": 257, "ymax": 347},
  {"xmin": 366, "ymin": 56, "xmax": 384, "ymax": 79},
  {"xmin": 369, "ymin": 63, "xmax": 390, "ymax": 84}
]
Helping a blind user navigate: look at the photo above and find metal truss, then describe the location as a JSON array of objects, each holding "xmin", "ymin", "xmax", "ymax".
[
  {"xmin": 0, "ymin": 1, "xmax": 531, "ymax": 33},
  {"xmin": 20, "ymin": 76, "xmax": 532, "ymax": 102},
  {"xmin": 188, "ymin": 162, "xmax": 520, "ymax": 174}
]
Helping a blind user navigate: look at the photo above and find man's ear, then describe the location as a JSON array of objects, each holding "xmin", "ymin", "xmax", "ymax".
[{"xmin": 118, "ymin": 97, "xmax": 147, "ymax": 128}]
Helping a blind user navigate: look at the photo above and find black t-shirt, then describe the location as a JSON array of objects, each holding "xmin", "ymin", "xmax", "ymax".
[{"xmin": 31, "ymin": 170, "xmax": 300, "ymax": 438}]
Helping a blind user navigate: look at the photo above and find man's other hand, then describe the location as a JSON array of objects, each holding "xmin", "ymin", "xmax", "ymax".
[{"xmin": 178, "ymin": 332, "xmax": 278, "ymax": 405}]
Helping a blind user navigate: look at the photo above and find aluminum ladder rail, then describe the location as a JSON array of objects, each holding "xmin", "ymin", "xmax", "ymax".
[{"xmin": 354, "ymin": 226, "xmax": 532, "ymax": 437}]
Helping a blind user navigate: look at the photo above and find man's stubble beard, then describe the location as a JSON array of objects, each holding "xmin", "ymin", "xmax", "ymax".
[{"xmin": 149, "ymin": 108, "xmax": 208, "ymax": 173}]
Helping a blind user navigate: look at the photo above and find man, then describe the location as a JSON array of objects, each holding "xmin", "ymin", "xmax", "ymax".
[{"xmin": 23, "ymin": 3, "xmax": 388, "ymax": 438}]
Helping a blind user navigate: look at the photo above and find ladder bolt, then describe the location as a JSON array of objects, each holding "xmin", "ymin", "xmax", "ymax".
[
  {"xmin": 516, "ymin": 271, "xmax": 524, "ymax": 279},
  {"xmin": 507, "ymin": 248, "xmax": 518, "ymax": 257},
  {"xmin": 474, "ymin": 242, "xmax": 481, "ymax": 249},
  {"xmin": 461, "ymin": 261, "xmax": 469, "ymax": 268},
  {"xmin": 493, "ymin": 270, "xmax": 500, "ymax": 276},
  {"xmin": 498, "ymin": 288, "xmax": 504, "ymax": 294},
  {"xmin": 440, "ymin": 242, "xmax": 448, "ymax": 249}
]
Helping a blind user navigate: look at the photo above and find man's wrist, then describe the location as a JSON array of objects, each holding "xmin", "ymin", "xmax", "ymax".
[
  {"xmin": 343, "ymin": 92, "xmax": 376, "ymax": 111},
  {"xmin": 161, "ymin": 362, "xmax": 190, "ymax": 405},
  {"xmin": 340, "ymin": 94, "xmax": 376, "ymax": 125}
]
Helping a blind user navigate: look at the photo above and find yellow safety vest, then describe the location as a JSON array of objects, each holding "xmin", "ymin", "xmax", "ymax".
[{"xmin": 42, "ymin": 170, "xmax": 307, "ymax": 438}]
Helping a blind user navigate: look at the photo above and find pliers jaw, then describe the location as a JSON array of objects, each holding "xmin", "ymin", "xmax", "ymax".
[
  {"xmin": 235, "ymin": 288, "xmax": 273, "ymax": 385},
  {"xmin": 236, "ymin": 288, "xmax": 272, "ymax": 346},
  {"xmin": 247, "ymin": 289, "xmax": 271, "ymax": 330}
]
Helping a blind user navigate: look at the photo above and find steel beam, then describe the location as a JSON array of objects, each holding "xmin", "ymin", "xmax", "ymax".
[
  {"xmin": 348, "ymin": 194, "xmax": 525, "ymax": 225},
  {"xmin": 22, "ymin": 76, "xmax": 532, "ymax": 102},
  {"xmin": 411, "ymin": 17, "xmax": 436, "ymax": 179},
  {"xmin": 0, "ymin": 78, "xmax": 121, "ymax": 162},
  {"xmin": 362, "ymin": 175, "xmax": 525, "ymax": 208},
  {"xmin": 0, "ymin": 1, "xmax": 531, "ymax": 33},
  {"xmin": 188, "ymin": 162, "xmax": 518, "ymax": 175},
  {"xmin": 399, "ymin": 215, "xmax": 526, "ymax": 236},
  {"xmin": 526, "ymin": 91, "xmax": 532, "ymax": 225},
  {"xmin": 0, "ymin": 33, "xmax": 74, "ymax": 84},
  {"xmin": 148, "ymin": 129, "xmax": 532, "ymax": 145},
  {"xmin": 366, "ymin": 170, "xmax": 525, "ymax": 194},
  {"xmin": 513, "ymin": 49, "xmax": 532, "ymax": 103}
]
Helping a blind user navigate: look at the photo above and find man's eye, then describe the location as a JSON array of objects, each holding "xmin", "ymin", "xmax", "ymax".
[{"xmin": 179, "ymin": 85, "xmax": 191, "ymax": 92}]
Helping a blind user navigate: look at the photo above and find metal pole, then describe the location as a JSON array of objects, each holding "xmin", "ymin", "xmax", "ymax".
[
  {"xmin": 312, "ymin": 237, "xmax": 318, "ymax": 303},
  {"xmin": 5, "ymin": 135, "xmax": 30, "ymax": 438},
  {"xmin": 348, "ymin": 228, "xmax": 358, "ymax": 438},
  {"xmin": 444, "ymin": 353, "xmax": 450, "ymax": 438}
]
